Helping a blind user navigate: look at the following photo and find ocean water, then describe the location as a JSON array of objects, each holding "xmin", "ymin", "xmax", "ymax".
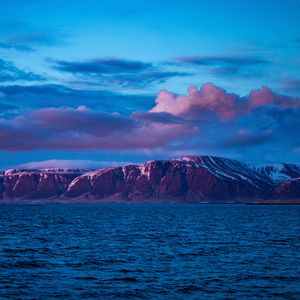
[{"xmin": 0, "ymin": 204, "xmax": 300, "ymax": 299}]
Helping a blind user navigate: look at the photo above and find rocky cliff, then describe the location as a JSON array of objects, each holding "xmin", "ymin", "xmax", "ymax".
[{"xmin": 0, "ymin": 156, "xmax": 299, "ymax": 203}]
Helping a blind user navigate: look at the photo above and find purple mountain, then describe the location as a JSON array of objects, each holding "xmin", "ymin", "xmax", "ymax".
[{"xmin": 0, "ymin": 156, "xmax": 299, "ymax": 203}]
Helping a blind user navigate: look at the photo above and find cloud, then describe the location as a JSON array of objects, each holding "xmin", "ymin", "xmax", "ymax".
[
  {"xmin": 294, "ymin": 147, "xmax": 300, "ymax": 154},
  {"xmin": 0, "ymin": 102, "xmax": 18, "ymax": 111},
  {"xmin": 0, "ymin": 42, "xmax": 33, "ymax": 52},
  {"xmin": 151, "ymin": 83, "xmax": 300, "ymax": 120},
  {"xmin": 16, "ymin": 159, "xmax": 134, "ymax": 169},
  {"xmin": 0, "ymin": 101, "xmax": 19, "ymax": 118},
  {"xmin": 177, "ymin": 55, "xmax": 268, "ymax": 66},
  {"xmin": 28, "ymin": 107, "xmax": 135, "ymax": 135},
  {"xmin": 219, "ymin": 129, "xmax": 273, "ymax": 148},
  {"xmin": 0, "ymin": 33, "xmax": 68, "ymax": 52},
  {"xmin": 0, "ymin": 84, "xmax": 154, "ymax": 113},
  {"xmin": 248, "ymin": 86, "xmax": 300, "ymax": 109},
  {"xmin": 55, "ymin": 58, "xmax": 153, "ymax": 74},
  {"xmin": 132, "ymin": 111, "xmax": 192, "ymax": 124},
  {"xmin": 0, "ymin": 82, "xmax": 300, "ymax": 163},
  {"xmin": 0, "ymin": 59, "xmax": 44, "ymax": 82},
  {"xmin": 151, "ymin": 83, "xmax": 243, "ymax": 120},
  {"xmin": 0, "ymin": 106, "xmax": 196, "ymax": 151},
  {"xmin": 53, "ymin": 58, "xmax": 190, "ymax": 88},
  {"xmin": 281, "ymin": 78, "xmax": 300, "ymax": 93},
  {"xmin": 175, "ymin": 55, "xmax": 269, "ymax": 77}
]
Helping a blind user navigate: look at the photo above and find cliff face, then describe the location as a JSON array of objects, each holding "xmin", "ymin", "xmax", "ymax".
[
  {"xmin": 0, "ymin": 171, "xmax": 80, "ymax": 201},
  {"xmin": 0, "ymin": 156, "xmax": 299, "ymax": 203},
  {"xmin": 274, "ymin": 178, "xmax": 300, "ymax": 200},
  {"xmin": 63, "ymin": 157, "xmax": 274, "ymax": 202}
]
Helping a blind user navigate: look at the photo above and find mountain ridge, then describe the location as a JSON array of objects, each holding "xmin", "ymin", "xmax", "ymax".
[{"xmin": 0, "ymin": 156, "xmax": 299, "ymax": 203}]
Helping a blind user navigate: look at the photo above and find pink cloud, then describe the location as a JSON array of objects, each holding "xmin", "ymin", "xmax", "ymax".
[
  {"xmin": 151, "ymin": 83, "xmax": 242, "ymax": 120},
  {"xmin": 16, "ymin": 159, "xmax": 134, "ymax": 169},
  {"xmin": 0, "ymin": 83, "xmax": 299, "ymax": 154},
  {"xmin": 0, "ymin": 106, "xmax": 196, "ymax": 151},
  {"xmin": 151, "ymin": 83, "xmax": 300, "ymax": 121},
  {"xmin": 249, "ymin": 86, "xmax": 300, "ymax": 109}
]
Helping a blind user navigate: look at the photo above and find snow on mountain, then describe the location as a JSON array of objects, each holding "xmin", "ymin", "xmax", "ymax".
[
  {"xmin": 178, "ymin": 156, "xmax": 272, "ymax": 187},
  {"xmin": 0, "ymin": 156, "xmax": 299, "ymax": 202},
  {"xmin": 250, "ymin": 163, "xmax": 300, "ymax": 182},
  {"xmin": 4, "ymin": 168, "xmax": 88, "ymax": 176},
  {"xmin": 62, "ymin": 156, "xmax": 274, "ymax": 202}
]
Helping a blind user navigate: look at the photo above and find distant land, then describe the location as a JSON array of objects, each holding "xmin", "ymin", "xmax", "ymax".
[{"xmin": 0, "ymin": 156, "xmax": 299, "ymax": 203}]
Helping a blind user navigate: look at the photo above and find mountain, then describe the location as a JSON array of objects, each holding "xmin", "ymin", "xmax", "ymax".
[
  {"xmin": 250, "ymin": 163, "xmax": 300, "ymax": 183},
  {"xmin": 274, "ymin": 178, "xmax": 300, "ymax": 200},
  {"xmin": 0, "ymin": 170, "xmax": 81, "ymax": 200},
  {"xmin": 0, "ymin": 156, "xmax": 299, "ymax": 203}
]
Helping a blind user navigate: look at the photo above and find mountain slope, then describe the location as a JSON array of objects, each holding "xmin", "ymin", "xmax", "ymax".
[
  {"xmin": 274, "ymin": 178, "xmax": 300, "ymax": 199},
  {"xmin": 64, "ymin": 156, "xmax": 274, "ymax": 202},
  {"xmin": 0, "ymin": 170, "xmax": 82, "ymax": 200},
  {"xmin": 250, "ymin": 163, "xmax": 300, "ymax": 183},
  {"xmin": 0, "ymin": 156, "xmax": 299, "ymax": 203}
]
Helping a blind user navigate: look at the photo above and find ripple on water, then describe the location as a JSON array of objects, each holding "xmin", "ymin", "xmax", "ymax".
[{"xmin": 0, "ymin": 204, "xmax": 300, "ymax": 299}]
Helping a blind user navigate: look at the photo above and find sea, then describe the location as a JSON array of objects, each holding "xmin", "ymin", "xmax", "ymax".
[{"xmin": 0, "ymin": 204, "xmax": 300, "ymax": 299}]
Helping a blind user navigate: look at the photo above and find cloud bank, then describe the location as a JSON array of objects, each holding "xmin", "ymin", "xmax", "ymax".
[
  {"xmin": 0, "ymin": 33, "xmax": 69, "ymax": 52},
  {"xmin": 151, "ymin": 83, "xmax": 300, "ymax": 120},
  {"xmin": 53, "ymin": 58, "xmax": 190, "ymax": 88},
  {"xmin": 17, "ymin": 159, "xmax": 133, "ymax": 169},
  {"xmin": 0, "ymin": 59, "xmax": 44, "ymax": 82},
  {"xmin": 0, "ymin": 106, "xmax": 196, "ymax": 151},
  {"xmin": 0, "ymin": 82, "xmax": 300, "ymax": 163},
  {"xmin": 175, "ymin": 55, "xmax": 269, "ymax": 78}
]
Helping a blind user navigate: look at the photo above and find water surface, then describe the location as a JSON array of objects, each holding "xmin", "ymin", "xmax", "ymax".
[{"xmin": 1, "ymin": 204, "xmax": 300, "ymax": 299}]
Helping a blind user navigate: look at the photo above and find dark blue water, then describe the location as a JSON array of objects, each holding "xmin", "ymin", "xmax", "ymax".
[{"xmin": 0, "ymin": 204, "xmax": 300, "ymax": 299}]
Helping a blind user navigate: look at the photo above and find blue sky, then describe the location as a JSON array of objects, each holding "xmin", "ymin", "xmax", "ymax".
[{"xmin": 0, "ymin": 0, "xmax": 300, "ymax": 168}]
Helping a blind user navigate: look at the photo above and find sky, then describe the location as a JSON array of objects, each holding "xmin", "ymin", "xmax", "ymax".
[{"xmin": 0, "ymin": 0, "xmax": 300, "ymax": 169}]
